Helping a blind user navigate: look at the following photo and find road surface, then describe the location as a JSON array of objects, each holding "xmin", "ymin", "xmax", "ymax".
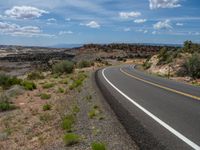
[{"xmin": 96, "ymin": 65, "xmax": 200, "ymax": 150}]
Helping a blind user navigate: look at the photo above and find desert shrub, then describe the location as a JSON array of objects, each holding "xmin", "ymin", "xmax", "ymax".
[
  {"xmin": 117, "ymin": 57, "xmax": 123, "ymax": 61},
  {"xmin": 40, "ymin": 93, "xmax": 51, "ymax": 100},
  {"xmin": 180, "ymin": 53, "xmax": 200, "ymax": 79},
  {"xmin": 69, "ymin": 73, "xmax": 87, "ymax": 90},
  {"xmin": 21, "ymin": 81, "xmax": 36, "ymax": 90},
  {"xmin": 143, "ymin": 61, "xmax": 152, "ymax": 69},
  {"xmin": 91, "ymin": 142, "xmax": 106, "ymax": 150},
  {"xmin": 72, "ymin": 105, "xmax": 80, "ymax": 114},
  {"xmin": 0, "ymin": 75, "xmax": 36, "ymax": 91},
  {"xmin": 88, "ymin": 105, "xmax": 100, "ymax": 119},
  {"xmin": 63, "ymin": 133, "xmax": 80, "ymax": 146},
  {"xmin": 5, "ymin": 85, "xmax": 24, "ymax": 98},
  {"xmin": 58, "ymin": 87, "xmax": 64, "ymax": 93},
  {"xmin": 182, "ymin": 40, "xmax": 200, "ymax": 53},
  {"xmin": 61, "ymin": 79, "xmax": 68, "ymax": 84},
  {"xmin": 78, "ymin": 60, "xmax": 93, "ymax": 68},
  {"xmin": 39, "ymin": 113, "xmax": 53, "ymax": 122},
  {"xmin": 0, "ymin": 94, "xmax": 16, "ymax": 112},
  {"xmin": 42, "ymin": 83, "xmax": 54, "ymax": 89},
  {"xmin": 0, "ymin": 74, "xmax": 22, "ymax": 89},
  {"xmin": 86, "ymin": 95, "xmax": 92, "ymax": 101},
  {"xmin": 157, "ymin": 47, "xmax": 181, "ymax": 65},
  {"xmin": 158, "ymin": 47, "xmax": 172, "ymax": 65},
  {"xmin": 43, "ymin": 103, "xmax": 52, "ymax": 111},
  {"xmin": 61, "ymin": 114, "xmax": 75, "ymax": 132},
  {"xmin": 69, "ymin": 80, "xmax": 82, "ymax": 90},
  {"xmin": 27, "ymin": 71, "xmax": 44, "ymax": 80},
  {"xmin": 52, "ymin": 61, "xmax": 74, "ymax": 74},
  {"xmin": 0, "ymin": 101, "xmax": 16, "ymax": 112}
]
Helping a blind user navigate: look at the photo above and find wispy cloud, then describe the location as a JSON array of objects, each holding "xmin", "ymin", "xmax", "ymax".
[
  {"xmin": 119, "ymin": 11, "xmax": 141, "ymax": 19},
  {"xmin": 153, "ymin": 20, "xmax": 172, "ymax": 30},
  {"xmin": 81, "ymin": 21, "xmax": 100, "ymax": 28},
  {"xmin": 149, "ymin": 0, "xmax": 181, "ymax": 9},
  {"xmin": 65, "ymin": 18, "xmax": 71, "ymax": 21},
  {"xmin": 59, "ymin": 30, "xmax": 73, "ymax": 35},
  {"xmin": 124, "ymin": 28, "xmax": 131, "ymax": 32},
  {"xmin": 176, "ymin": 22, "xmax": 183, "ymax": 26},
  {"xmin": 134, "ymin": 19, "xmax": 147, "ymax": 23},
  {"xmin": 0, "ymin": 21, "xmax": 54, "ymax": 37},
  {"xmin": 137, "ymin": 29, "xmax": 148, "ymax": 34},
  {"xmin": 47, "ymin": 18, "xmax": 56, "ymax": 22},
  {"xmin": 4, "ymin": 6, "xmax": 48, "ymax": 19}
]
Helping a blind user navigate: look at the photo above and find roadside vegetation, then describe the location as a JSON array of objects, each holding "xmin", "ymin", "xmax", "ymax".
[
  {"xmin": 143, "ymin": 41, "xmax": 200, "ymax": 80},
  {"xmin": 52, "ymin": 60, "xmax": 74, "ymax": 74},
  {"xmin": 0, "ymin": 59, "xmax": 116, "ymax": 149},
  {"xmin": 91, "ymin": 142, "xmax": 107, "ymax": 150}
]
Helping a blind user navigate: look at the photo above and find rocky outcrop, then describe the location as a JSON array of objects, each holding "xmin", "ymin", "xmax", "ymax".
[
  {"xmin": 0, "ymin": 51, "xmax": 75, "ymax": 62},
  {"xmin": 147, "ymin": 54, "xmax": 189, "ymax": 77}
]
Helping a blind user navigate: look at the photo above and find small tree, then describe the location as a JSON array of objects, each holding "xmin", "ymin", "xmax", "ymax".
[
  {"xmin": 52, "ymin": 60, "xmax": 74, "ymax": 74},
  {"xmin": 182, "ymin": 53, "xmax": 200, "ymax": 79}
]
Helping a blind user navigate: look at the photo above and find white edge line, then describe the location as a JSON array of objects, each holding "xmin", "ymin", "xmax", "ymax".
[{"xmin": 102, "ymin": 68, "xmax": 200, "ymax": 150}]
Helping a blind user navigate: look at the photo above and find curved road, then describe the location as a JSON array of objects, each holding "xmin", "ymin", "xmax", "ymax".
[{"xmin": 96, "ymin": 65, "xmax": 200, "ymax": 150}]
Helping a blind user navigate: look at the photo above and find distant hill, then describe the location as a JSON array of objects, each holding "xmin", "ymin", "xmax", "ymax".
[{"xmin": 50, "ymin": 44, "xmax": 83, "ymax": 48}]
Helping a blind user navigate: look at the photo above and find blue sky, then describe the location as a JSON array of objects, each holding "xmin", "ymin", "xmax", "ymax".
[{"xmin": 0, "ymin": 0, "xmax": 199, "ymax": 46}]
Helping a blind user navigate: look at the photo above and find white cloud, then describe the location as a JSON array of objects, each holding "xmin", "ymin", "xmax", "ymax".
[
  {"xmin": 134, "ymin": 19, "xmax": 147, "ymax": 23},
  {"xmin": 149, "ymin": 0, "xmax": 181, "ymax": 9},
  {"xmin": 153, "ymin": 20, "xmax": 172, "ymax": 30},
  {"xmin": 195, "ymin": 32, "xmax": 200, "ymax": 36},
  {"xmin": 143, "ymin": 30, "xmax": 148, "ymax": 34},
  {"xmin": 119, "ymin": 11, "xmax": 141, "ymax": 19},
  {"xmin": 5, "ymin": 6, "xmax": 48, "ymax": 19},
  {"xmin": 59, "ymin": 30, "xmax": 73, "ymax": 35},
  {"xmin": 176, "ymin": 23, "xmax": 183, "ymax": 26},
  {"xmin": 152, "ymin": 31, "xmax": 157, "ymax": 34},
  {"xmin": 0, "ymin": 21, "xmax": 53, "ymax": 37},
  {"xmin": 83, "ymin": 21, "xmax": 100, "ymax": 28},
  {"xmin": 124, "ymin": 28, "xmax": 131, "ymax": 32},
  {"xmin": 65, "ymin": 18, "xmax": 71, "ymax": 21},
  {"xmin": 47, "ymin": 18, "xmax": 56, "ymax": 22},
  {"xmin": 137, "ymin": 29, "xmax": 148, "ymax": 34}
]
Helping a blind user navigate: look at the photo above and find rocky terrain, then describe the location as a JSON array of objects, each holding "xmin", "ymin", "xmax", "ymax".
[
  {"xmin": 143, "ymin": 41, "xmax": 200, "ymax": 85},
  {"xmin": 0, "ymin": 43, "xmax": 164, "ymax": 76},
  {"xmin": 0, "ymin": 43, "xmax": 149, "ymax": 150}
]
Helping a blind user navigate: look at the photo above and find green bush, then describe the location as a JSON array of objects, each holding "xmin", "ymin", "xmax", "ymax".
[
  {"xmin": 0, "ymin": 94, "xmax": 16, "ymax": 112},
  {"xmin": 91, "ymin": 142, "xmax": 106, "ymax": 150},
  {"xmin": 52, "ymin": 61, "xmax": 74, "ymax": 74},
  {"xmin": 88, "ymin": 105, "xmax": 100, "ymax": 119},
  {"xmin": 69, "ymin": 73, "xmax": 87, "ymax": 90},
  {"xmin": 43, "ymin": 103, "xmax": 52, "ymax": 111},
  {"xmin": 63, "ymin": 133, "xmax": 80, "ymax": 146},
  {"xmin": 27, "ymin": 71, "xmax": 44, "ymax": 80},
  {"xmin": 42, "ymin": 83, "xmax": 54, "ymax": 89},
  {"xmin": 78, "ymin": 60, "xmax": 93, "ymax": 68},
  {"xmin": 143, "ymin": 61, "xmax": 152, "ymax": 69},
  {"xmin": 181, "ymin": 53, "xmax": 200, "ymax": 79},
  {"xmin": 182, "ymin": 41, "xmax": 200, "ymax": 53},
  {"xmin": 58, "ymin": 87, "xmax": 64, "ymax": 93},
  {"xmin": 21, "ymin": 81, "xmax": 36, "ymax": 90},
  {"xmin": 0, "ymin": 74, "xmax": 22, "ymax": 89},
  {"xmin": 61, "ymin": 114, "xmax": 75, "ymax": 132},
  {"xmin": 157, "ymin": 47, "xmax": 180, "ymax": 65},
  {"xmin": 40, "ymin": 93, "xmax": 51, "ymax": 100},
  {"xmin": 72, "ymin": 105, "xmax": 80, "ymax": 114}
]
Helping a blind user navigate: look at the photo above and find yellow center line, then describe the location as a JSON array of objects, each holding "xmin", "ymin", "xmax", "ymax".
[{"xmin": 120, "ymin": 68, "xmax": 200, "ymax": 101}]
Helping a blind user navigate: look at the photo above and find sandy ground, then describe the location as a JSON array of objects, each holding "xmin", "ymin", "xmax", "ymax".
[{"xmin": 0, "ymin": 65, "xmax": 139, "ymax": 150}]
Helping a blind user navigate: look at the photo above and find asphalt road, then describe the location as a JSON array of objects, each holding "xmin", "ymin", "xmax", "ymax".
[{"xmin": 96, "ymin": 65, "xmax": 200, "ymax": 150}]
